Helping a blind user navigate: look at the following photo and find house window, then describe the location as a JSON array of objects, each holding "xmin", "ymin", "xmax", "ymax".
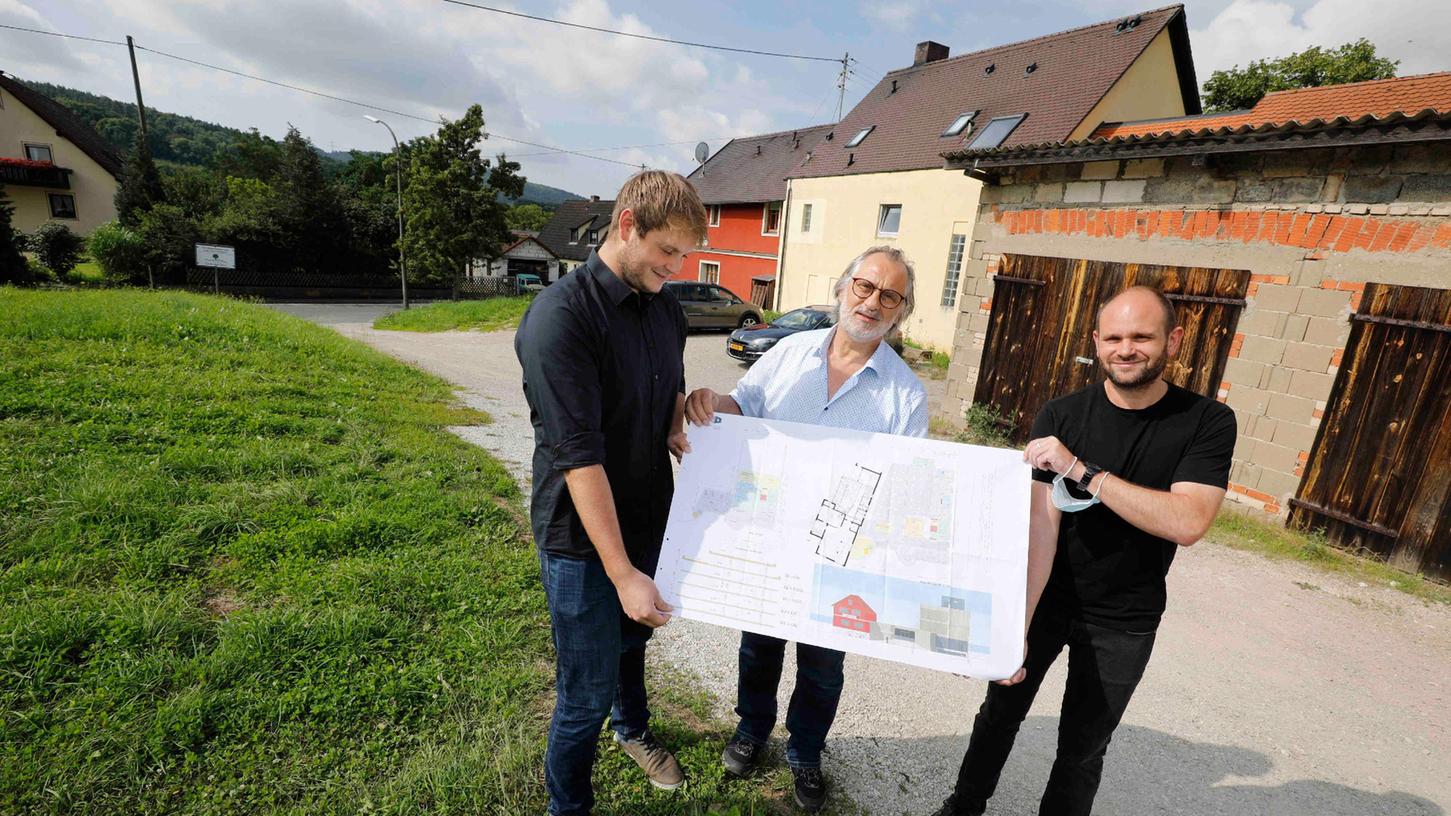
[
  {"xmin": 708, "ymin": 205, "xmax": 721, "ymax": 227},
  {"xmin": 588, "ymin": 229, "xmax": 598, "ymax": 245},
  {"xmin": 24, "ymin": 143, "xmax": 53, "ymax": 163},
  {"xmin": 966, "ymin": 114, "xmax": 1027, "ymax": 150},
  {"xmin": 942, "ymin": 111, "xmax": 978, "ymax": 138},
  {"xmin": 877, "ymin": 204, "xmax": 902, "ymax": 237},
  {"xmin": 845, "ymin": 126, "xmax": 874, "ymax": 148},
  {"xmin": 801, "ymin": 203, "xmax": 813, "ymax": 233},
  {"xmin": 762, "ymin": 202, "xmax": 782, "ymax": 235},
  {"xmin": 699, "ymin": 260, "xmax": 720, "ymax": 284},
  {"xmin": 48, "ymin": 193, "xmax": 77, "ymax": 219},
  {"xmin": 941, "ymin": 233, "xmax": 966, "ymax": 306}
]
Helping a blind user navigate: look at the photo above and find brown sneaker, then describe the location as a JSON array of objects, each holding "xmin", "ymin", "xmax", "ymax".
[{"xmin": 613, "ymin": 729, "xmax": 685, "ymax": 790}]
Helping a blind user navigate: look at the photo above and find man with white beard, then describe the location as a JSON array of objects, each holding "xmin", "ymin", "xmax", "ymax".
[{"xmin": 682, "ymin": 245, "xmax": 928, "ymax": 812}]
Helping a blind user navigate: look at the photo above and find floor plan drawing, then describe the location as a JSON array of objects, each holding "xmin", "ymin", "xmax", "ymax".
[
  {"xmin": 657, "ymin": 414, "xmax": 1030, "ymax": 680},
  {"xmin": 809, "ymin": 464, "xmax": 882, "ymax": 566}
]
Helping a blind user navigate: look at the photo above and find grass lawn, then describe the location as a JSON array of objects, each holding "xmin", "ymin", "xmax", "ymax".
[
  {"xmin": 374, "ymin": 296, "xmax": 535, "ymax": 333},
  {"xmin": 0, "ymin": 289, "xmax": 791, "ymax": 815}
]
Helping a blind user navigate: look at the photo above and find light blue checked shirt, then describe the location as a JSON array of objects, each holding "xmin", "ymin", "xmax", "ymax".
[{"xmin": 730, "ymin": 327, "xmax": 928, "ymax": 437}]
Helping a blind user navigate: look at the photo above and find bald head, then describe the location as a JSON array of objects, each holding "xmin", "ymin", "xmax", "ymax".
[{"xmin": 1097, "ymin": 286, "xmax": 1176, "ymax": 336}]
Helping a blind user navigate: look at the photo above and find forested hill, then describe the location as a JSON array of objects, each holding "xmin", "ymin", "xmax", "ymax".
[{"xmin": 19, "ymin": 78, "xmax": 584, "ymax": 206}]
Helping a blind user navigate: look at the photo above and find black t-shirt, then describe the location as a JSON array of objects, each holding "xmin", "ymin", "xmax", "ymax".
[{"xmin": 1031, "ymin": 382, "xmax": 1236, "ymax": 631}]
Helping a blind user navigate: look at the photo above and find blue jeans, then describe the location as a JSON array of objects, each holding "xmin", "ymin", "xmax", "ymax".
[
  {"xmin": 949, "ymin": 604, "xmax": 1158, "ymax": 816},
  {"xmin": 538, "ymin": 551, "xmax": 655, "ymax": 816},
  {"xmin": 734, "ymin": 631, "xmax": 846, "ymax": 769}
]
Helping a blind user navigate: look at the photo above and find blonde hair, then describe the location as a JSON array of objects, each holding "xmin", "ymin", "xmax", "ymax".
[{"xmin": 610, "ymin": 170, "xmax": 708, "ymax": 244}]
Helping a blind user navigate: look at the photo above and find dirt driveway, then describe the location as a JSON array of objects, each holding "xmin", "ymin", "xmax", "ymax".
[{"xmin": 273, "ymin": 302, "xmax": 1450, "ymax": 816}]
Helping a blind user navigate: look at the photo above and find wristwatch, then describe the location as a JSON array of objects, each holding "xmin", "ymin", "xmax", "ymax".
[{"xmin": 1077, "ymin": 461, "xmax": 1104, "ymax": 492}]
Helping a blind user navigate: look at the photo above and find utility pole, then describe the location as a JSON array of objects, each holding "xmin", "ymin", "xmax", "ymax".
[
  {"xmin": 836, "ymin": 52, "xmax": 849, "ymax": 122},
  {"xmin": 126, "ymin": 36, "xmax": 148, "ymax": 135}
]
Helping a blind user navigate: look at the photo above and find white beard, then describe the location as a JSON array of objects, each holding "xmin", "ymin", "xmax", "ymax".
[{"xmin": 837, "ymin": 301, "xmax": 893, "ymax": 343}]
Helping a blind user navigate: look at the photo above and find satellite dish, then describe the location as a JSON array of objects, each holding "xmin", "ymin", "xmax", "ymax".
[{"xmin": 694, "ymin": 142, "xmax": 709, "ymax": 164}]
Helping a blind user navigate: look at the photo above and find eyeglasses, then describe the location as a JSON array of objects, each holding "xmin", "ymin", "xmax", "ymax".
[{"xmin": 850, "ymin": 277, "xmax": 905, "ymax": 309}]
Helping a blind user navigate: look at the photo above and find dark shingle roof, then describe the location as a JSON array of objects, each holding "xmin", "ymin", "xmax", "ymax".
[
  {"xmin": 0, "ymin": 72, "xmax": 123, "ymax": 177},
  {"xmin": 686, "ymin": 124, "xmax": 834, "ymax": 204},
  {"xmin": 787, "ymin": 5, "xmax": 1196, "ymax": 180},
  {"xmin": 536, "ymin": 198, "xmax": 614, "ymax": 262}
]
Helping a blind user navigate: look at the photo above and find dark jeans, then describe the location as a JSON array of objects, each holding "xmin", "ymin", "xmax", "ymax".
[
  {"xmin": 539, "ymin": 550, "xmax": 655, "ymax": 816},
  {"xmin": 734, "ymin": 631, "xmax": 846, "ymax": 769},
  {"xmin": 950, "ymin": 605, "xmax": 1157, "ymax": 816}
]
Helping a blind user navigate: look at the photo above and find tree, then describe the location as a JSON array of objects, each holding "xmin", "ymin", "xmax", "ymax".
[
  {"xmin": 506, "ymin": 202, "xmax": 551, "ymax": 232},
  {"xmin": 0, "ymin": 185, "xmax": 29, "ymax": 284},
  {"xmin": 274, "ymin": 127, "xmax": 349, "ymax": 274},
  {"xmin": 1202, "ymin": 39, "xmax": 1399, "ymax": 112},
  {"xmin": 114, "ymin": 130, "xmax": 166, "ymax": 227},
  {"xmin": 399, "ymin": 105, "xmax": 525, "ymax": 285}
]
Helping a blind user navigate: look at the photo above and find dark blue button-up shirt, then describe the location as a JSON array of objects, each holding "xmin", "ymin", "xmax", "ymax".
[{"xmin": 514, "ymin": 252, "xmax": 687, "ymax": 562}]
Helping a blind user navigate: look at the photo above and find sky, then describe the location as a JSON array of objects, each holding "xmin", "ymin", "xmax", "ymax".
[{"xmin": 3, "ymin": 0, "xmax": 1448, "ymax": 198}]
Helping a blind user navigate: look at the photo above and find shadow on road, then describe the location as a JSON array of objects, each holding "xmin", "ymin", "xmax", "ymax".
[{"xmin": 824, "ymin": 716, "xmax": 1442, "ymax": 816}]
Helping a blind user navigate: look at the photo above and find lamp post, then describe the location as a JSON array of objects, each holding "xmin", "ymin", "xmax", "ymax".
[{"xmin": 364, "ymin": 115, "xmax": 408, "ymax": 309}]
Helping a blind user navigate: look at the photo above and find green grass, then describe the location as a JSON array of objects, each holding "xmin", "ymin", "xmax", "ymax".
[
  {"xmin": 373, "ymin": 296, "xmax": 534, "ymax": 333},
  {"xmin": 64, "ymin": 261, "xmax": 106, "ymax": 285},
  {"xmin": 1207, "ymin": 512, "xmax": 1451, "ymax": 605},
  {"xmin": 0, "ymin": 289, "xmax": 790, "ymax": 815}
]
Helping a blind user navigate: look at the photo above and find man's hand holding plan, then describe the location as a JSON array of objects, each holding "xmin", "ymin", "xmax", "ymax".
[{"xmin": 657, "ymin": 413, "xmax": 1031, "ymax": 680}]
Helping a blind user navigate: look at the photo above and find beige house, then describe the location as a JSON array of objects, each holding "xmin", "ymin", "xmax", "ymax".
[
  {"xmin": 0, "ymin": 72, "xmax": 121, "ymax": 235},
  {"xmin": 776, "ymin": 5, "xmax": 1200, "ymax": 351}
]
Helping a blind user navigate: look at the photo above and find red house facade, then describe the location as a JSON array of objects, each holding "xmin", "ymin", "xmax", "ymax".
[
  {"xmin": 684, "ymin": 125, "xmax": 833, "ymax": 306},
  {"xmin": 832, "ymin": 594, "xmax": 877, "ymax": 633}
]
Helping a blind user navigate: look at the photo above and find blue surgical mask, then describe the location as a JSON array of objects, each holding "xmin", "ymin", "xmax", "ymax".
[{"xmin": 1051, "ymin": 471, "xmax": 1101, "ymax": 513}]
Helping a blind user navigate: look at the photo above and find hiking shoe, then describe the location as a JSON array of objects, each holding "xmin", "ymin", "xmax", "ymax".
[
  {"xmin": 721, "ymin": 735, "xmax": 763, "ymax": 777},
  {"xmin": 613, "ymin": 730, "xmax": 684, "ymax": 790},
  {"xmin": 791, "ymin": 766, "xmax": 827, "ymax": 812}
]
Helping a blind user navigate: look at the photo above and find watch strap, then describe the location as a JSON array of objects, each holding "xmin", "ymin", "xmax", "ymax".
[{"xmin": 1077, "ymin": 462, "xmax": 1103, "ymax": 492}]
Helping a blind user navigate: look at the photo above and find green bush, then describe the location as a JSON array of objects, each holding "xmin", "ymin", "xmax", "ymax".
[
  {"xmin": 959, "ymin": 403, "xmax": 1015, "ymax": 449},
  {"xmin": 27, "ymin": 222, "xmax": 85, "ymax": 277},
  {"xmin": 86, "ymin": 221, "xmax": 148, "ymax": 284}
]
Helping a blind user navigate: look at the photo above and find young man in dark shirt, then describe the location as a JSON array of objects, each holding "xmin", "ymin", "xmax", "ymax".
[
  {"xmin": 931, "ymin": 286, "xmax": 1237, "ymax": 816},
  {"xmin": 514, "ymin": 171, "xmax": 707, "ymax": 816}
]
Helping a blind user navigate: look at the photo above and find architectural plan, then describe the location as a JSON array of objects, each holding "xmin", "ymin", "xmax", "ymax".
[{"xmin": 657, "ymin": 414, "xmax": 1031, "ymax": 680}]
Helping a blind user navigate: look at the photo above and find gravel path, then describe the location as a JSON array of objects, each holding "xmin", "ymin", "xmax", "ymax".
[{"xmin": 273, "ymin": 302, "xmax": 1449, "ymax": 816}]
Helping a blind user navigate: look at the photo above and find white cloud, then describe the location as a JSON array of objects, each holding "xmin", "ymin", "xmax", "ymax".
[
  {"xmin": 859, "ymin": 0, "xmax": 927, "ymax": 31},
  {"xmin": 1192, "ymin": 0, "xmax": 1451, "ymax": 80}
]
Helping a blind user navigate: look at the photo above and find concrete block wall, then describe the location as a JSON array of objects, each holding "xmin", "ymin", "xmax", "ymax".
[{"xmin": 940, "ymin": 143, "xmax": 1451, "ymax": 518}]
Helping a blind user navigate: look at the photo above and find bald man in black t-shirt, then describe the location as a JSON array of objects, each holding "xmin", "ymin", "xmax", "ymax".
[{"xmin": 929, "ymin": 286, "xmax": 1237, "ymax": 816}]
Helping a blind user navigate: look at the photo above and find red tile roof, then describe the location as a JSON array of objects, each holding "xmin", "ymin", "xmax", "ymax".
[
  {"xmin": 687, "ymin": 124, "xmax": 833, "ymax": 204},
  {"xmin": 1091, "ymin": 72, "xmax": 1451, "ymax": 140},
  {"xmin": 787, "ymin": 5, "xmax": 1196, "ymax": 180}
]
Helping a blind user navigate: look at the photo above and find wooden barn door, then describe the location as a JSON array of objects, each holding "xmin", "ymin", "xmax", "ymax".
[
  {"xmin": 1289, "ymin": 283, "xmax": 1451, "ymax": 581},
  {"xmin": 974, "ymin": 254, "xmax": 1249, "ymax": 443}
]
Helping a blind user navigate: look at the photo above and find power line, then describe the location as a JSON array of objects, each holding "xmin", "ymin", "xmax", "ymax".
[
  {"xmin": 0, "ymin": 22, "xmax": 124, "ymax": 46},
  {"xmin": 128, "ymin": 44, "xmax": 644, "ymax": 168},
  {"xmin": 438, "ymin": 0, "xmax": 841, "ymax": 63}
]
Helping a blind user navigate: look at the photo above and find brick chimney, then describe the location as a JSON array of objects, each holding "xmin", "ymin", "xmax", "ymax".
[{"xmin": 914, "ymin": 41, "xmax": 949, "ymax": 66}]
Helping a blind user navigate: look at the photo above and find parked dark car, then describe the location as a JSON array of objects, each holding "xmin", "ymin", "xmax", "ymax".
[
  {"xmin": 662, "ymin": 281, "xmax": 763, "ymax": 330},
  {"xmin": 726, "ymin": 305, "xmax": 837, "ymax": 362}
]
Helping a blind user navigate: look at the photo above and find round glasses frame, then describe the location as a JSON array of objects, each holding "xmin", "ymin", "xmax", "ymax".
[{"xmin": 849, "ymin": 277, "xmax": 905, "ymax": 309}]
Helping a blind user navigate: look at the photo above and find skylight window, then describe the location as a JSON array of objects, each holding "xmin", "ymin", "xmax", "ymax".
[
  {"xmin": 942, "ymin": 111, "xmax": 979, "ymax": 138},
  {"xmin": 966, "ymin": 113, "xmax": 1027, "ymax": 150},
  {"xmin": 845, "ymin": 126, "xmax": 874, "ymax": 148}
]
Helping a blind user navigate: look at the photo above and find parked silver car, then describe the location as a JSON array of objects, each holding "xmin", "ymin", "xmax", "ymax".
[{"xmin": 662, "ymin": 281, "xmax": 763, "ymax": 330}]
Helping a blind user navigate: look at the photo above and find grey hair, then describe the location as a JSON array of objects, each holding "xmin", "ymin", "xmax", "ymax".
[{"xmin": 832, "ymin": 245, "xmax": 916, "ymax": 324}]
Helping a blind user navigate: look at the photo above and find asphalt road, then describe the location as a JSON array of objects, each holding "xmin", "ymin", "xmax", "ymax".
[{"xmin": 271, "ymin": 301, "xmax": 1450, "ymax": 816}]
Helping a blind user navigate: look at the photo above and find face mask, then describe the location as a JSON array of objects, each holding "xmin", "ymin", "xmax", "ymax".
[{"xmin": 1051, "ymin": 470, "xmax": 1101, "ymax": 513}]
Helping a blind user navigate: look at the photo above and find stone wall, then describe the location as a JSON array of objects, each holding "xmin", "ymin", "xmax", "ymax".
[{"xmin": 941, "ymin": 142, "xmax": 1451, "ymax": 517}]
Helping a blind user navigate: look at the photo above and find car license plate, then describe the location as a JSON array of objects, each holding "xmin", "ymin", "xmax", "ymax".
[{"xmin": 729, "ymin": 342, "xmax": 745, "ymax": 352}]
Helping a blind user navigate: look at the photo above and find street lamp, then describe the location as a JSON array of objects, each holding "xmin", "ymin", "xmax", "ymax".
[{"xmin": 364, "ymin": 114, "xmax": 408, "ymax": 310}]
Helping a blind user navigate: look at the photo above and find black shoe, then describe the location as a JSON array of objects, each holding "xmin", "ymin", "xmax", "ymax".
[
  {"xmin": 791, "ymin": 766, "xmax": 827, "ymax": 812},
  {"xmin": 721, "ymin": 735, "xmax": 762, "ymax": 777},
  {"xmin": 927, "ymin": 793, "xmax": 980, "ymax": 816}
]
